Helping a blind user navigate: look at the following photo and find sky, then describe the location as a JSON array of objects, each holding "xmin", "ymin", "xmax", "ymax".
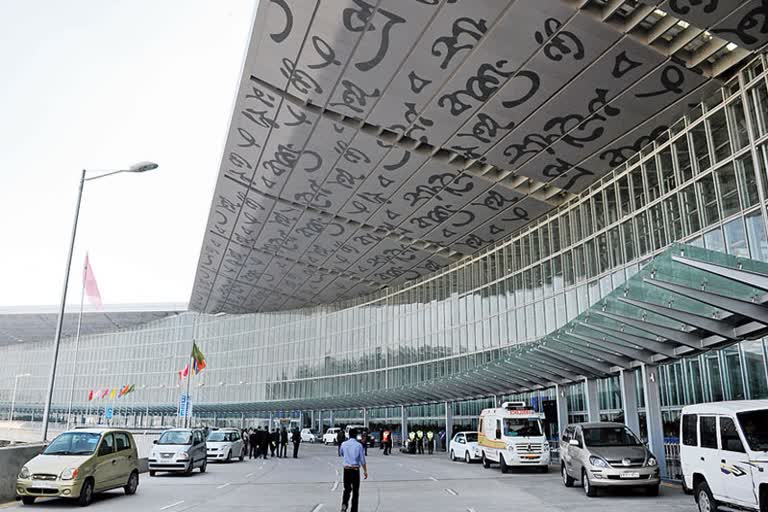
[{"xmin": 0, "ymin": 0, "xmax": 257, "ymax": 307}]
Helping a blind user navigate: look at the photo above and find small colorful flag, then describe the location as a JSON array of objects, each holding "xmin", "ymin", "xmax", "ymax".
[
  {"xmin": 118, "ymin": 385, "xmax": 130, "ymax": 398},
  {"xmin": 83, "ymin": 254, "xmax": 102, "ymax": 308},
  {"xmin": 127, "ymin": 384, "xmax": 135, "ymax": 394},
  {"xmin": 192, "ymin": 343, "xmax": 206, "ymax": 374},
  {"xmin": 87, "ymin": 390, "xmax": 93, "ymax": 401},
  {"xmin": 108, "ymin": 388, "xmax": 117, "ymax": 400},
  {"xmin": 101, "ymin": 388, "xmax": 109, "ymax": 399},
  {"xmin": 178, "ymin": 364, "xmax": 189, "ymax": 380}
]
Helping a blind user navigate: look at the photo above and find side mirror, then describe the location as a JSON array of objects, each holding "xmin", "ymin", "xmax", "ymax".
[
  {"xmin": 153, "ymin": 440, "xmax": 158, "ymax": 444},
  {"xmin": 569, "ymin": 439, "xmax": 580, "ymax": 447}
]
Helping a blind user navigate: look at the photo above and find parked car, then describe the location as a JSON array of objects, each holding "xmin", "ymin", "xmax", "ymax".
[
  {"xmin": 323, "ymin": 427, "xmax": 342, "ymax": 445},
  {"xmin": 206, "ymin": 428, "xmax": 245, "ymax": 462},
  {"xmin": 680, "ymin": 400, "xmax": 768, "ymax": 512},
  {"xmin": 450, "ymin": 431, "xmax": 480, "ymax": 463},
  {"xmin": 345, "ymin": 424, "xmax": 365, "ymax": 439},
  {"xmin": 16, "ymin": 428, "xmax": 139, "ymax": 507},
  {"xmin": 560, "ymin": 422, "xmax": 660, "ymax": 497},
  {"xmin": 300, "ymin": 428, "xmax": 318, "ymax": 443},
  {"xmin": 148, "ymin": 428, "xmax": 207, "ymax": 476}
]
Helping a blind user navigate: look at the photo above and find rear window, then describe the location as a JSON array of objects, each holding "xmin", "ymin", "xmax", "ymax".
[
  {"xmin": 700, "ymin": 416, "xmax": 718, "ymax": 449},
  {"xmin": 682, "ymin": 414, "xmax": 697, "ymax": 446},
  {"xmin": 465, "ymin": 433, "xmax": 478, "ymax": 442}
]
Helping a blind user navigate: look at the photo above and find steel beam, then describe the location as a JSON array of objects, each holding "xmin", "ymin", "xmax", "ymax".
[
  {"xmin": 672, "ymin": 255, "xmax": 768, "ymax": 292},
  {"xmin": 595, "ymin": 310, "xmax": 704, "ymax": 349},
  {"xmin": 618, "ymin": 296, "xmax": 737, "ymax": 339},
  {"xmin": 576, "ymin": 321, "xmax": 679, "ymax": 357}
]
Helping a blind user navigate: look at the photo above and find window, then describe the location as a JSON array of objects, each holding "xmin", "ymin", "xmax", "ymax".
[
  {"xmin": 727, "ymin": 98, "xmax": 749, "ymax": 150},
  {"xmin": 748, "ymin": 83, "xmax": 768, "ymax": 137},
  {"xmin": 708, "ymin": 109, "xmax": 732, "ymax": 162},
  {"xmin": 737, "ymin": 409, "xmax": 768, "ymax": 451},
  {"xmin": 605, "ymin": 184, "xmax": 618, "ymax": 224},
  {"xmin": 724, "ymin": 218, "xmax": 749, "ymax": 258},
  {"xmin": 658, "ymin": 148, "xmax": 676, "ymax": 194},
  {"xmin": 698, "ymin": 174, "xmax": 720, "ymax": 227},
  {"xmin": 735, "ymin": 154, "xmax": 761, "ymax": 209},
  {"xmin": 665, "ymin": 195, "xmax": 684, "ymax": 240},
  {"xmin": 700, "ymin": 416, "xmax": 718, "ymax": 449},
  {"xmin": 746, "ymin": 212, "xmax": 768, "ymax": 262},
  {"xmin": 618, "ymin": 176, "xmax": 632, "ymax": 216},
  {"xmin": 622, "ymin": 220, "xmax": 636, "ymax": 262},
  {"xmin": 114, "ymin": 432, "xmax": 131, "ymax": 452},
  {"xmin": 644, "ymin": 157, "xmax": 661, "ymax": 202},
  {"xmin": 720, "ymin": 417, "xmax": 746, "ymax": 453},
  {"xmin": 716, "ymin": 163, "xmax": 740, "ymax": 218},
  {"xmin": 690, "ymin": 122, "xmax": 711, "ymax": 172},
  {"xmin": 743, "ymin": 340, "xmax": 768, "ymax": 399},
  {"xmin": 99, "ymin": 433, "xmax": 115, "ymax": 456},
  {"xmin": 681, "ymin": 186, "xmax": 701, "ymax": 234},
  {"xmin": 631, "ymin": 167, "xmax": 646, "ymax": 210},
  {"xmin": 674, "ymin": 136, "xmax": 694, "ymax": 183},
  {"xmin": 682, "ymin": 414, "xmax": 697, "ymax": 446}
]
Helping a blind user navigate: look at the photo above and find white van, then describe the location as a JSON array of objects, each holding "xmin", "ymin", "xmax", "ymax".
[
  {"xmin": 478, "ymin": 401, "xmax": 550, "ymax": 473},
  {"xmin": 323, "ymin": 427, "xmax": 341, "ymax": 445},
  {"xmin": 680, "ymin": 400, "xmax": 768, "ymax": 512}
]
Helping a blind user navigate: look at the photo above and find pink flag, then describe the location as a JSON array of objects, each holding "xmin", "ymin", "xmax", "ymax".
[{"xmin": 83, "ymin": 254, "xmax": 102, "ymax": 308}]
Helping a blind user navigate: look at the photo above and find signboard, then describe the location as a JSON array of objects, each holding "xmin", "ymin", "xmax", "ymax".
[
  {"xmin": 179, "ymin": 394, "xmax": 192, "ymax": 418},
  {"xmin": 104, "ymin": 406, "xmax": 113, "ymax": 420}
]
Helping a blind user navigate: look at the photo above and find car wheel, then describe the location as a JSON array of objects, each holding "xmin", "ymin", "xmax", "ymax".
[
  {"xmin": 482, "ymin": 452, "xmax": 491, "ymax": 468},
  {"xmin": 78, "ymin": 478, "xmax": 94, "ymax": 507},
  {"xmin": 645, "ymin": 484, "xmax": 660, "ymax": 497},
  {"xmin": 562, "ymin": 464, "xmax": 574, "ymax": 487},
  {"xmin": 450, "ymin": 450, "xmax": 456, "ymax": 461},
  {"xmin": 582, "ymin": 469, "xmax": 597, "ymax": 498},
  {"xmin": 124, "ymin": 471, "xmax": 139, "ymax": 495},
  {"xmin": 500, "ymin": 454, "xmax": 509, "ymax": 474},
  {"xmin": 226, "ymin": 450, "xmax": 232, "ymax": 463},
  {"xmin": 465, "ymin": 452, "xmax": 471, "ymax": 464},
  {"xmin": 184, "ymin": 462, "xmax": 194, "ymax": 476},
  {"xmin": 149, "ymin": 470, "xmax": 156, "ymax": 477},
  {"xmin": 21, "ymin": 497, "xmax": 35, "ymax": 505},
  {"xmin": 199, "ymin": 459, "xmax": 207, "ymax": 473},
  {"xmin": 695, "ymin": 481, "xmax": 718, "ymax": 512}
]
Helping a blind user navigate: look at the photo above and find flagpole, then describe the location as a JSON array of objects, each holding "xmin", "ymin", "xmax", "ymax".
[
  {"xmin": 65, "ymin": 259, "xmax": 87, "ymax": 430},
  {"xmin": 183, "ymin": 313, "xmax": 196, "ymax": 428}
]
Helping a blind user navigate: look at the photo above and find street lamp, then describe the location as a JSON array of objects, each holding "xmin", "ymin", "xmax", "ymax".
[
  {"xmin": 9, "ymin": 373, "xmax": 32, "ymax": 422},
  {"xmin": 41, "ymin": 162, "xmax": 159, "ymax": 441}
]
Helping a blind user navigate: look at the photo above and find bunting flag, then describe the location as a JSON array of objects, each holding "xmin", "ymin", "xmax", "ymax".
[
  {"xmin": 101, "ymin": 388, "xmax": 110, "ymax": 399},
  {"xmin": 178, "ymin": 364, "xmax": 189, "ymax": 380},
  {"xmin": 191, "ymin": 343, "xmax": 206, "ymax": 374},
  {"xmin": 108, "ymin": 388, "xmax": 117, "ymax": 400},
  {"xmin": 118, "ymin": 385, "xmax": 130, "ymax": 398},
  {"xmin": 83, "ymin": 254, "xmax": 103, "ymax": 308},
  {"xmin": 127, "ymin": 384, "xmax": 135, "ymax": 394},
  {"xmin": 87, "ymin": 390, "xmax": 94, "ymax": 401}
]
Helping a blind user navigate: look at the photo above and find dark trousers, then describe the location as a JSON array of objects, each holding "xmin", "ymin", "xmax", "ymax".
[
  {"xmin": 260, "ymin": 443, "xmax": 269, "ymax": 458},
  {"xmin": 249, "ymin": 443, "xmax": 258, "ymax": 459},
  {"xmin": 417, "ymin": 440, "xmax": 424, "ymax": 454},
  {"xmin": 270, "ymin": 443, "xmax": 276, "ymax": 457},
  {"xmin": 279, "ymin": 442, "xmax": 287, "ymax": 458},
  {"xmin": 383, "ymin": 441, "xmax": 391, "ymax": 455},
  {"xmin": 428, "ymin": 440, "xmax": 433, "ymax": 454},
  {"xmin": 342, "ymin": 467, "xmax": 360, "ymax": 512},
  {"xmin": 293, "ymin": 442, "xmax": 300, "ymax": 458}
]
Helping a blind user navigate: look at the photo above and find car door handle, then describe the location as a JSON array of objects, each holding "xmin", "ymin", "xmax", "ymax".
[{"xmin": 700, "ymin": 457, "xmax": 705, "ymax": 461}]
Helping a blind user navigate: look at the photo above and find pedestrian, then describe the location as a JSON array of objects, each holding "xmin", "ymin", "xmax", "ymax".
[
  {"xmin": 408, "ymin": 431, "xmax": 416, "ymax": 455},
  {"xmin": 379, "ymin": 429, "xmax": 385, "ymax": 451},
  {"xmin": 382, "ymin": 429, "xmax": 391, "ymax": 455},
  {"xmin": 279, "ymin": 427, "xmax": 289, "ymax": 458},
  {"xmin": 336, "ymin": 429, "xmax": 345, "ymax": 456},
  {"xmin": 416, "ymin": 429, "xmax": 424, "ymax": 455},
  {"xmin": 359, "ymin": 430, "xmax": 368, "ymax": 456},
  {"xmin": 248, "ymin": 428, "xmax": 258, "ymax": 459},
  {"xmin": 427, "ymin": 430, "xmax": 434, "ymax": 454},
  {"xmin": 270, "ymin": 429, "xmax": 278, "ymax": 457},
  {"xmin": 292, "ymin": 427, "xmax": 301, "ymax": 458},
  {"xmin": 339, "ymin": 428, "xmax": 368, "ymax": 512},
  {"xmin": 260, "ymin": 427, "xmax": 270, "ymax": 459}
]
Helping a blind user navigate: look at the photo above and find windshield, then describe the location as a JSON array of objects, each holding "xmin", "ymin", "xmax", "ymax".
[
  {"xmin": 583, "ymin": 426, "xmax": 642, "ymax": 447},
  {"xmin": 465, "ymin": 433, "xmax": 478, "ymax": 442},
  {"xmin": 503, "ymin": 418, "xmax": 542, "ymax": 437},
  {"xmin": 44, "ymin": 432, "xmax": 101, "ymax": 455},
  {"xmin": 157, "ymin": 431, "xmax": 192, "ymax": 445},
  {"xmin": 738, "ymin": 410, "xmax": 768, "ymax": 451},
  {"xmin": 207, "ymin": 432, "xmax": 226, "ymax": 442}
]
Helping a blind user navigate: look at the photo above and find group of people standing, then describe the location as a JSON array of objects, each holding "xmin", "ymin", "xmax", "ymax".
[
  {"xmin": 242, "ymin": 426, "xmax": 301, "ymax": 459},
  {"xmin": 407, "ymin": 429, "xmax": 436, "ymax": 454}
]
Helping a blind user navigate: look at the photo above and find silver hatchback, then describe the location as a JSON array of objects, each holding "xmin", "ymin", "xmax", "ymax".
[{"xmin": 559, "ymin": 422, "xmax": 660, "ymax": 497}]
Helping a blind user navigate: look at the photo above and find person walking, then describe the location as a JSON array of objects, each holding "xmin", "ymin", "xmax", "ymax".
[
  {"xmin": 242, "ymin": 429, "xmax": 250, "ymax": 455},
  {"xmin": 359, "ymin": 430, "xmax": 369, "ymax": 456},
  {"xmin": 336, "ymin": 429, "xmax": 345, "ymax": 456},
  {"xmin": 292, "ymin": 427, "xmax": 301, "ymax": 458},
  {"xmin": 382, "ymin": 429, "xmax": 391, "ymax": 456},
  {"xmin": 426, "ymin": 430, "xmax": 434, "ymax": 455},
  {"xmin": 248, "ymin": 428, "xmax": 258, "ymax": 459},
  {"xmin": 339, "ymin": 428, "xmax": 367, "ymax": 512},
  {"xmin": 279, "ymin": 427, "xmax": 289, "ymax": 458},
  {"xmin": 260, "ymin": 427, "xmax": 270, "ymax": 459},
  {"xmin": 416, "ymin": 429, "xmax": 424, "ymax": 455}
]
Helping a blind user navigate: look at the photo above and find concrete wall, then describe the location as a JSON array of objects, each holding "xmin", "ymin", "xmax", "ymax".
[{"xmin": 0, "ymin": 444, "xmax": 45, "ymax": 502}]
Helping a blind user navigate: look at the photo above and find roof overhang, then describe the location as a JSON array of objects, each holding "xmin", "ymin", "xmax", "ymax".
[{"xmin": 192, "ymin": 0, "xmax": 768, "ymax": 313}]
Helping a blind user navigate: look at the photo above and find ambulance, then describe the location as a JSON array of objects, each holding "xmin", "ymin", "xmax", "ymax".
[{"xmin": 478, "ymin": 401, "xmax": 550, "ymax": 473}]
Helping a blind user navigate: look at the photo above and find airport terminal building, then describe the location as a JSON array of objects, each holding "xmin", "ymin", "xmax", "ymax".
[{"xmin": 3, "ymin": 0, "xmax": 768, "ymax": 479}]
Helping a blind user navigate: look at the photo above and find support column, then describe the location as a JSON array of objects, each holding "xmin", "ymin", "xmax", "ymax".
[
  {"xmin": 318, "ymin": 410, "xmax": 323, "ymax": 432},
  {"xmin": 311, "ymin": 410, "xmax": 315, "ymax": 430},
  {"xmin": 584, "ymin": 378, "xmax": 600, "ymax": 422},
  {"xmin": 492, "ymin": 394, "xmax": 499, "ymax": 407},
  {"xmin": 400, "ymin": 405, "xmax": 407, "ymax": 447},
  {"xmin": 555, "ymin": 384, "xmax": 569, "ymax": 440},
  {"xmin": 641, "ymin": 364, "xmax": 667, "ymax": 477},
  {"xmin": 299, "ymin": 411, "xmax": 304, "ymax": 429},
  {"xmin": 269, "ymin": 411, "xmax": 274, "ymax": 432},
  {"xmin": 329, "ymin": 410, "xmax": 334, "ymax": 427},
  {"xmin": 620, "ymin": 369, "xmax": 640, "ymax": 435},
  {"xmin": 362, "ymin": 408, "xmax": 369, "ymax": 428},
  {"xmin": 444, "ymin": 402, "xmax": 453, "ymax": 455}
]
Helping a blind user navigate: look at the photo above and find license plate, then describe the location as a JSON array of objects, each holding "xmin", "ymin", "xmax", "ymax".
[
  {"xmin": 35, "ymin": 482, "xmax": 57, "ymax": 489},
  {"xmin": 620, "ymin": 472, "xmax": 640, "ymax": 479}
]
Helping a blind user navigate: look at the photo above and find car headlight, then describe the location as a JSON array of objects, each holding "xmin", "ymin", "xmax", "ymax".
[
  {"xmin": 646, "ymin": 457, "xmax": 657, "ymax": 467},
  {"xmin": 177, "ymin": 452, "xmax": 190, "ymax": 460},
  {"xmin": 589, "ymin": 456, "xmax": 609, "ymax": 468},
  {"xmin": 60, "ymin": 467, "xmax": 79, "ymax": 480},
  {"xmin": 543, "ymin": 443, "xmax": 550, "ymax": 451},
  {"xmin": 506, "ymin": 443, "xmax": 516, "ymax": 451},
  {"xmin": 18, "ymin": 466, "xmax": 30, "ymax": 479}
]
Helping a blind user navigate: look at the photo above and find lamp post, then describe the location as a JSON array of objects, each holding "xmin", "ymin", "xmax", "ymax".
[
  {"xmin": 9, "ymin": 373, "xmax": 32, "ymax": 422},
  {"xmin": 41, "ymin": 162, "xmax": 159, "ymax": 442}
]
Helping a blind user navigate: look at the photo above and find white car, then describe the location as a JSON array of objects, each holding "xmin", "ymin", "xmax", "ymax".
[
  {"xmin": 300, "ymin": 428, "xmax": 318, "ymax": 443},
  {"xmin": 323, "ymin": 427, "xmax": 341, "ymax": 445},
  {"xmin": 345, "ymin": 424, "xmax": 365, "ymax": 439},
  {"xmin": 450, "ymin": 431, "xmax": 480, "ymax": 463},
  {"xmin": 680, "ymin": 400, "xmax": 768, "ymax": 512},
  {"xmin": 206, "ymin": 429, "xmax": 245, "ymax": 462}
]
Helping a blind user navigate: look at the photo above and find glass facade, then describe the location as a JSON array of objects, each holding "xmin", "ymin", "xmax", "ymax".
[{"xmin": 2, "ymin": 57, "xmax": 768, "ymax": 441}]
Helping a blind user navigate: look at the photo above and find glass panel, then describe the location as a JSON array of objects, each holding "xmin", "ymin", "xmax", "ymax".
[
  {"xmin": 716, "ymin": 162, "xmax": 740, "ymax": 218},
  {"xmin": 690, "ymin": 121, "xmax": 711, "ymax": 173},
  {"xmin": 704, "ymin": 227, "xmax": 725, "ymax": 253},
  {"xmin": 698, "ymin": 174, "xmax": 720, "ymax": 227},
  {"xmin": 743, "ymin": 340, "xmax": 768, "ymax": 399},
  {"xmin": 674, "ymin": 135, "xmax": 694, "ymax": 183},
  {"xmin": 723, "ymin": 346, "xmax": 745, "ymax": 400},
  {"xmin": 622, "ymin": 220, "xmax": 636, "ymax": 262},
  {"xmin": 604, "ymin": 184, "xmax": 618, "ymax": 225},
  {"xmin": 735, "ymin": 154, "xmax": 760, "ymax": 208},
  {"xmin": 631, "ymin": 167, "xmax": 646, "ymax": 210},
  {"xmin": 644, "ymin": 156, "xmax": 661, "ymax": 202},
  {"xmin": 593, "ymin": 190, "xmax": 606, "ymax": 231},
  {"xmin": 609, "ymin": 226, "xmax": 623, "ymax": 267},
  {"xmin": 635, "ymin": 212, "xmax": 650, "ymax": 256},
  {"xmin": 680, "ymin": 185, "xmax": 702, "ymax": 234},
  {"xmin": 581, "ymin": 202, "xmax": 593, "ymax": 239},
  {"xmin": 746, "ymin": 211, "xmax": 768, "ymax": 262},
  {"xmin": 596, "ymin": 233, "xmax": 609, "ymax": 273},
  {"xmin": 649, "ymin": 203, "xmax": 667, "ymax": 251},
  {"xmin": 724, "ymin": 218, "xmax": 749, "ymax": 258},
  {"xmin": 665, "ymin": 194, "xmax": 684, "ymax": 240},
  {"xmin": 708, "ymin": 109, "xmax": 732, "ymax": 162},
  {"xmin": 748, "ymin": 82, "xmax": 768, "ymax": 138},
  {"xmin": 706, "ymin": 353, "xmax": 724, "ymax": 401},
  {"xmin": 658, "ymin": 147, "xmax": 676, "ymax": 194},
  {"xmin": 618, "ymin": 175, "xmax": 632, "ymax": 216},
  {"xmin": 727, "ymin": 97, "xmax": 750, "ymax": 150}
]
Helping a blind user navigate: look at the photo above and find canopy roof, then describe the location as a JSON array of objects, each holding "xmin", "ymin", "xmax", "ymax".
[{"xmin": 192, "ymin": 0, "xmax": 767, "ymax": 314}]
